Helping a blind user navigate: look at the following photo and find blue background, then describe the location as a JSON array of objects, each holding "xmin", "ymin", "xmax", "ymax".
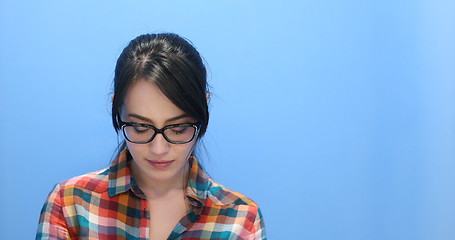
[{"xmin": 1, "ymin": 1, "xmax": 454, "ymax": 239}]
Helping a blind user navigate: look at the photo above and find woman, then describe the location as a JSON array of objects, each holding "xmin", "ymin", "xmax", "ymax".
[{"xmin": 36, "ymin": 33, "xmax": 266, "ymax": 240}]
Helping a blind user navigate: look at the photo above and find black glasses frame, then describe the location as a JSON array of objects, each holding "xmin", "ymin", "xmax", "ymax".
[{"xmin": 119, "ymin": 120, "xmax": 201, "ymax": 144}]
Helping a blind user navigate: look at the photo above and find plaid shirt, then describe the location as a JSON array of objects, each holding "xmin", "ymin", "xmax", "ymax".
[{"xmin": 36, "ymin": 150, "xmax": 266, "ymax": 240}]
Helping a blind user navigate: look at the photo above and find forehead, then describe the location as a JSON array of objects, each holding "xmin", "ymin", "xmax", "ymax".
[{"xmin": 121, "ymin": 79, "xmax": 188, "ymax": 123}]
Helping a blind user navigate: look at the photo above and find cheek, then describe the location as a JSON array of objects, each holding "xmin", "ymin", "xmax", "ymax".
[
  {"xmin": 177, "ymin": 142, "xmax": 197, "ymax": 156},
  {"xmin": 126, "ymin": 142, "xmax": 146, "ymax": 157},
  {"xmin": 126, "ymin": 141, "xmax": 197, "ymax": 159}
]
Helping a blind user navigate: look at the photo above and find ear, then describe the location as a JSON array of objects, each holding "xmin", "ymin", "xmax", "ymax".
[
  {"xmin": 206, "ymin": 92, "xmax": 210, "ymax": 101},
  {"xmin": 111, "ymin": 94, "xmax": 114, "ymax": 103}
]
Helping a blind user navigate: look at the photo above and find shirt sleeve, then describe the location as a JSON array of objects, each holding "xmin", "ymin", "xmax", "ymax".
[
  {"xmin": 36, "ymin": 183, "xmax": 70, "ymax": 240},
  {"xmin": 250, "ymin": 207, "xmax": 267, "ymax": 240}
]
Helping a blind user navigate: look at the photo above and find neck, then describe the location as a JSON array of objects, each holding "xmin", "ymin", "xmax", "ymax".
[{"xmin": 129, "ymin": 160, "xmax": 189, "ymax": 199}]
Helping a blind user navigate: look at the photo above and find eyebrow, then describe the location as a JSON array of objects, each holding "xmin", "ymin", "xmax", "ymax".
[{"xmin": 127, "ymin": 113, "xmax": 192, "ymax": 124}]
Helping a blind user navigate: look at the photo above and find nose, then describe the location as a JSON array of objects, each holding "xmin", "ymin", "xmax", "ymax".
[{"xmin": 148, "ymin": 133, "xmax": 170, "ymax": 156}]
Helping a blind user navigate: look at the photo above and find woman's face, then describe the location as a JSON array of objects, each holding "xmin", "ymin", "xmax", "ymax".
[{"xmin": 120, "ymin": 78, "xmax": 197, "ymax": 186}]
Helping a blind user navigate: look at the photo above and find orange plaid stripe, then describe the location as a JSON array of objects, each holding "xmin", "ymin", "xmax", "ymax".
[{"xmin": 36, "ymin": 150, "xmax": 266, "ymax": 239}]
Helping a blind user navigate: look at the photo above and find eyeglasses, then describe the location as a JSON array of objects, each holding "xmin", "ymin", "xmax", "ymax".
[{"xmin": 119, "ymin": 120, "xmax": 201, "ymax": 144}]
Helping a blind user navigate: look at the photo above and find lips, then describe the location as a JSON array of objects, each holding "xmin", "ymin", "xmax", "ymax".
[{"xmin": 146, "ymin": 160, "xmax": 174, "ymax": 169}]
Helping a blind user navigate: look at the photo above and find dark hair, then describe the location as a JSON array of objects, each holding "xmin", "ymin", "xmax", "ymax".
[{"xmin": 111, "ymin": 33, "xmax": 209, "ymax": 155}]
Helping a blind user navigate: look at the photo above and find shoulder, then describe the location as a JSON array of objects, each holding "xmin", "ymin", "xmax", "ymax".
[
  {"xmin": 207, "ymin": 179, "xmax": 259, "ymax": 208},
  {"xmin": 56, "ymin": 167, "xmax": 110, "ymax": 194},
  {"xmin": 198, "ymin": 180, "xmax": 267, "ymax": 239},
  {"xmin": 188, "ymin": 157, "xmax": 259, "ymax": 209},
  {"xmin": 37, "ymin": 168, "xmax": 111, "ymax": 239}
]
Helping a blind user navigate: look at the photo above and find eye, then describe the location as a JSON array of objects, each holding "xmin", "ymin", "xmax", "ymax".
[
  {"xmin": 133, "ymin": 125, "xmax": 150, "ymax": 134},
  {"xmin": 171, "ymin": 126, "xmax": 189, "ymax": 135}
]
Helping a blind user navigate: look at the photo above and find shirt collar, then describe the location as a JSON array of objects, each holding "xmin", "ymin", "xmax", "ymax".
[
  {"xmin": 108, "ymin": 149, "xmax": 211, "ymax": 206},
  {"xmin": 107, "ymin": 149, "xmax": 144, "ymax": 198},
  {"xmin": 185, "ymin": 156, "xmax": 211, "ymax": 207}
]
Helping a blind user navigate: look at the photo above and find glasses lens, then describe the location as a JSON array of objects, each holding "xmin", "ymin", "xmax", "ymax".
[
  {"xmin": 123, "ymin": 125, "xmax": 155, "ymax": 143},
  {"xmin": 163, "ymin": 125, "xmax": 196, "ymax": 143}
]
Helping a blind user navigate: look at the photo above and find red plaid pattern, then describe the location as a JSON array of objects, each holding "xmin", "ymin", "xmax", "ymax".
[{"xmin": 36, "ymin": 150, "xmax": 266, "ymax": 239}]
